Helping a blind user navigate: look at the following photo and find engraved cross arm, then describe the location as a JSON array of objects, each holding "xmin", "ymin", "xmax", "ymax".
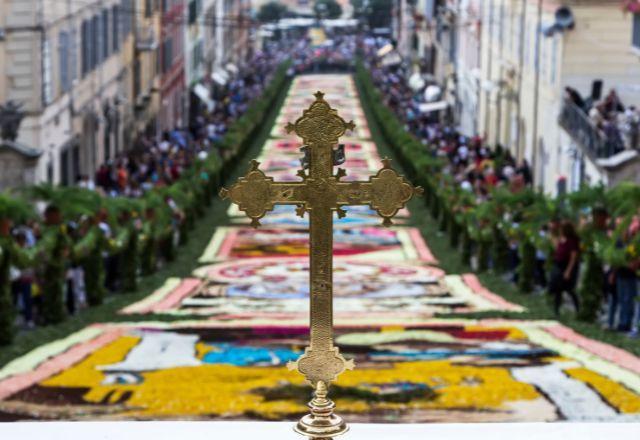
[
  {"xmin": 219, "ymin": 160, "xmax": 306, "ymax": 227},
  {"xmin": 335, "ymin": 158, "xmax": 423, "ymax": 226}
]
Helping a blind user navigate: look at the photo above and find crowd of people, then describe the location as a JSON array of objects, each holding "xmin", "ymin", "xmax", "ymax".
[
  {"xmin": 84, "ymin": 34, "xmax": 359, "ymax": 198},
  {"xmin": 362, "ymin": 37, "xmax": 639, "ymax": 335},
  {"xmin": 290, "ymin": 34, "xmax": 357, "ymax": 73},
  {"xmin": 2, "ymin": 30, "xmax": 639, "ymax": 344},
  {"xmin": 0, "ymin": 32, "xmax": 366, "ymax": 343},
  {"xmin": 363, "ymin": 37, "xmax": 533, "ymax": 213},
  {"xmin": 565, "ymin": 87, "xmax": 640, "ymax": 156},
  {"xmin": 0, "ymin": 41, "xmax": 294, "ymax": 337},
  {"xmin": 87, "ymin": 44, "xmax": 292, "ymax": 198}
]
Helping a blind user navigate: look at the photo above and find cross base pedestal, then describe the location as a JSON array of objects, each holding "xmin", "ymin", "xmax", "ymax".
[{"xmin": 294, "ymin": 382, "xmax": 349, "ymax": 439}]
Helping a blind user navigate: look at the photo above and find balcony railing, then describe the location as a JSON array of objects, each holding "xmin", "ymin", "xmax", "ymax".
[
  {"xmin": 136, "ymin": 26, "xmax": 157, "ymax": 52},
  {"xmin": 558, "ymin": 99, "xmax": 626, "ymax": 160}
]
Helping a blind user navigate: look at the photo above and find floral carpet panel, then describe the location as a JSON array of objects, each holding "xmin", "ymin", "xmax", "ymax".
[
  {"xmin": 1, "ymin": 74, "xmax": 638, "ymax": 422},
  {"xmin": 0, "ymin": 320, "xmax": 638, "ymax": 421},
  {"xmin": 197, "ymin": 226, "xmax": 434, "ymax": 262},
  {"xmin": 119, "ymin": 259, "xmax": 521, "ymax": 318}
]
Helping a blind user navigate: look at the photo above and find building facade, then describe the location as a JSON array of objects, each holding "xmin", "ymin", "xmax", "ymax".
[
  {"xmin": 212, "ymin": 0, "xmax": 252, "ymax": 74},
  {"xmin": 434, "ymin": 0, "xmax": 640, "ymax": 194},
  {"xmin": 185, "ymin": 0, "xmax": 206, "ymax": 124},
  {"xmin": 392, "ymin": 0, "xmax": 414, "ymax": 59},
  {"xmin": 160, "ymin": 0, "xmax": 187, "ymax": 131},
  {"xmin": 0, "ymin": 0, "xmax": 137, "ymax": 186},
  {"xmin": 131, "ymin": 0, "xmax": 162, "ymax": 139},
  {"xmin": 455, "ymin": 0, "xmax": 482, "ymax": 136}
]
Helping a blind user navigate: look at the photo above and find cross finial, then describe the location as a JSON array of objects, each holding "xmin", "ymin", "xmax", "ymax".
[
  {"xmin": 220, "ymin": 89, "xmax": 424, "ymax": 440},
  {"xmin": 285, "ymin": 90, "xmax": 355, "ymax": 145}
]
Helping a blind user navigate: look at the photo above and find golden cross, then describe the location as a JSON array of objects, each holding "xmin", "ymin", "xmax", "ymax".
[{"xmin": 220, "ymin": 91, "xmax": 422, "ymax": 438}]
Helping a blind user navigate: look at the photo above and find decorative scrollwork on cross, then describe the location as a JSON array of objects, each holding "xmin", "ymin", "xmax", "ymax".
[
  {"xmin": 285, "ymin": 91, "xmax": 356, "ymax": 146},
  {"xmin": 221, "ymin": 91, "xmax": 423, "ymax": 439}
]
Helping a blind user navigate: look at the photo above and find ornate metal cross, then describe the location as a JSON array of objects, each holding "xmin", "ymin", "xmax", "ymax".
[{"xmin": 220, "ymin": 91, "xmax": 422, "ymax": 438}]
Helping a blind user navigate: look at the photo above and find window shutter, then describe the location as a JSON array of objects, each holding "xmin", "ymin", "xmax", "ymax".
[
  {"xmin": 112, "ymin": 5, "xmax": 120, "ymax": 52},
  {"xmin": 94, "ymin": 15, "xmax": 100, "ymax": 66},
  {"xmin": 59, "ymin": 31, "xmax": 69, "ymax": 92},
  {"xmin": 163, "ymin": 38, "xmax": 173, "ymax": 73},
  {"xmin": 81, "ymin": 20, "xmax": 88, "ymax": 76},
  {"xmin": 42, "ymin": 38, "xmax": 53, "ymax": 105},
  {"xmin": 90, "ymin": 16, "xmax": 98, "ymax": 69},
  {"xmin": 120, "ymin": 0, "xmax": 126, "ymax": 44},
  {"xmin": 103, "ymin": 9, "xmax": 110, "ymax": 58},
  {"xmin": 69, "ymin": 27, "xmax": 78, "ymax": 83},
  {"xmin": 96, "ymin": 14, "xmax": 103, "ymax": 64},
  {"xmin": 633, "ymin": 13, "xmax": 640, "ymax": 50},
  {"xmin": 120, "ymin": 0, "xmax": 132, "ymax": 43},
  {"xmin": 189, "ymin": 0, "xmax": 197, "ymax": 24}
]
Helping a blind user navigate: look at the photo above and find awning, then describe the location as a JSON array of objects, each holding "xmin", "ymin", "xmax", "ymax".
[
  {"xmin": 408, "ymin": 73, "xmax": 425, "ymax": 91},
  {"xmin": 193, "ymin": 83, "xmax": 215, "ymax": 111},
  {"xmin": 309, "ymin": 27, "xmax": 326, "ymax": 46},
  {"xmin": 0, "ymin": 139, "xmax": 42, "ymax": 158},
  {"xmin": 424, "ymin": 85, "xmax": 442, "ymax": 102},
  {"xmin": 225, "ymin": 63, "xmax": 239, "ymax": 75},
  {"xmin": 377, "ymin": 43, "xmax": 394, "ymax": 58},
  {"xmin": 418, "ymin": 101, "xmax": 448, "ymax": 113},
  {"xmin": 211, "ymin": 69, "xmax": 229, "ymax": 86},
  {"xmin": 380, "ymin": 52, "xmax": 402, "ymax": 67},
  {"xmin": 321, "ymin": 18, "xmax": 358, "ymax": 28}
]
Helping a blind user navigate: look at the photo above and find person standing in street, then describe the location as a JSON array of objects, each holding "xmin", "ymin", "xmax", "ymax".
[{"xmin": 549, "ymin": 221, "xmax": 581, "ymax": 315}]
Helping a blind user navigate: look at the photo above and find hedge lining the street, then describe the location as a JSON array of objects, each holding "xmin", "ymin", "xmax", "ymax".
[
  {"xmin": 0, "ymin": 61, "xmax": 291, "ymax": 345},
  {"xmin": 356, "ymin": 59, "xmax": 640, "ymax": 322}
]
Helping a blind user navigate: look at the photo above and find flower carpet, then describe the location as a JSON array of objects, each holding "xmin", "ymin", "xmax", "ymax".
[
  {"xmin": 0, "ymin": 74, "xmax": 639, "ymax": 422},
  {"xmin": 1, "ymin": 320, "xmax": 639, "ymax": 421}
]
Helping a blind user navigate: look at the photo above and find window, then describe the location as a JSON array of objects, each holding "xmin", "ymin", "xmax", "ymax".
[
  {"xmin": 533, "ymin": 24, "xmax": 539, "ymax": 69},
  {"xmin": 69, "ymin": 28, "xmax": 78, "ymax": 84},
  {"xmin": 60, "ymin": 149, "xmax": 69, "ymax": 186},
  {"xmin": 96, "ymin": 14, "xmax": 103, "ymax": 63},
  {"xmin": 516, "ymin": 15, "xmax": 522, "ymax": 58},
  {"xmin": 633, "ymin": 13, "xmax": 640, "ymax": 50},
  {"xmin": 104, "ymin": 125, "xmax": 111, "ymax": 161},
  {"xmin": 92, "ymin": 15, "xmax": 99, "ymax": 68},
  {"xmin": 81, "ymin": 20, "xmax": 89, "ymax": 76},
  {"xmin": 524, "ymin": 21, "xmax": 530, "ymax": 66},
  {"xmin": 189, "ymin": 0, "xmax": 197, "ymax": 24},
  {"xmin": 145, "ymin": 0, "xmax": 153, "ymax": 17},
  {"xmin": 498, "ymin": 2, "xmax": 504, "ymax": 43},
  {"xmin": 192, "ymin": 40, "xmax": 203, "ymax": 71},
  {"xmin": 47, "ymin": 161, "xmax": 54, "ymax": 184},
  {"xmin": 162, "ymin": 38, "xmax": 173, "ymax": 73},
  {"xmin": 42, "ymin": 38, "xmax": 53, "ymax": 105},
  {"xmin": 540, "ymin": 34, "xmax": 546, "ymax": 77},
  {"xmin": 506, "ymin": 8, "xmax": 512, "ymax": 54},
  {"xmin": 549, "ymin": 35, "xmax": 558, "ymax": 84},
  {"xmin": 59, "ymin": 31, "xmax": 70, "ymax": 92},
  {"xmin": 102, "ymin": 9, "xmax": 110, "ymax": 59},
  {"xmin": 120, "ymin": 0, "xmax": 133, "ymax": 40},
  {"xmin": 112, "ymin": 5, "xmax": 120, "ymax": 52}
]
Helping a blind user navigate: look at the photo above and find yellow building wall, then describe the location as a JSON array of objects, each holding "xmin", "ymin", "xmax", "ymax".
[{"xmin": 479, "ymin": 0, "xmax": 640, "ymax": 194}]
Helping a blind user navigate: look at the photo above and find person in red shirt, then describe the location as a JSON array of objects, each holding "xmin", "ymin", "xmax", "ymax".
[
  {"xmin": 117, "ymin": 163, "xmax": 128, "ymax": 193},
  {"xmin": 548, "ymin": 221, "xmax": 581, "ymax": 315}
]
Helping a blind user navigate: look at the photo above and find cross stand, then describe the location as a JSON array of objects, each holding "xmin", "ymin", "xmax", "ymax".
[{"xmin": 220, "ymin": 91, "xmax": 422, "ymax": 439}]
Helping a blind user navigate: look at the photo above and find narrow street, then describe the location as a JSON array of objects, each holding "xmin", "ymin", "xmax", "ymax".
[{"xmin": 1, "ymin": 73, "xmax": 638, "ymax": 422}]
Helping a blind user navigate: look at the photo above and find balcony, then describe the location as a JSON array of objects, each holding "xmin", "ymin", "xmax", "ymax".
[
  {"xmin": 558, "ymin": 98, "xmax": 635, "ymax": 160},
  {"xmin": 559, "ymin": 97, "xmax": 640, "ymax": 186},
  {"xmin": 136, "ymin": 26, "xmax": 158, "ymax": 52}
]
